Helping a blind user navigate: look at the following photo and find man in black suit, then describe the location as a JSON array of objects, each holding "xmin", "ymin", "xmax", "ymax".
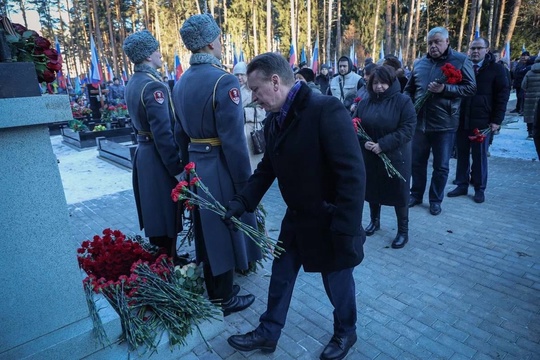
[
  {"xmin": 447, "ymin": 37, "xmax": 510, "ymax": 203},
  {"xmin": 224, "ymin": 52, "xmax": 366, "ymax": 360}
]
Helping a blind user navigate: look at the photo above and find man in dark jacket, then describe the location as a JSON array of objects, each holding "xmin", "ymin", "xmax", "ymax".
[
  {"xmin": 510, "ymin": 51, "xmax": 531, "ymax": 114},
  {"xmin": 225, "ymin": 52, "xmax": 366, "ymax": 360},
  {"xmin": 315, "ymin": 64, "xmax": 330, "ymax": 95},
  {"xmin": 123, "ymin": 30, "xmax": 183, "ymax": 258},
  {"xmin": 404, "ymin": 26, "xmax": 476, "ymax": 216},
  {"xmin": 447, "ymin": 37, "xmax": 510, "ymax": 203}
]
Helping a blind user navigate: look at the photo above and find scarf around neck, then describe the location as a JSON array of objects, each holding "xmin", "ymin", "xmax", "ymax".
[
  {"xmin": 189, "ymin": 52, "xmax": 223, "ymax": 67},
  {"xmin": 133, "ymin": 63, "xmax": 162, "ymax": 80}
]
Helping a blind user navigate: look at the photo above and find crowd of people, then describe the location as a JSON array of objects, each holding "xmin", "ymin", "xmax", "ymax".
[{"xmin": 120, "ymin": 16, "xmax": 538, "ymax": 359}]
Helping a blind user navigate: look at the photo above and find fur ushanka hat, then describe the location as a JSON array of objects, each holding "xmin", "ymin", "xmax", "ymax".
[
  {"xmin": 123, "ymin": 30, "xmax": 159, "ymax": 64},
  {"xmin": 180, "ymin": 13, "xmax": 221, "ymax": 52}
]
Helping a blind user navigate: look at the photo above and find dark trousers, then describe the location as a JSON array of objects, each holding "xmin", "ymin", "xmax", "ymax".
[
  {"xmin": 256, "ymin": 239, "xmax": 357, "ymax": 341},
  {"xmin": 410, "ymin": 129, "xmax": 456, "ymax": 204},
  {"xmin": 455, "ymin": 128, "xmax": 489, "ymax": 192},
  {"xmin": 193, "ymin": 209, "xmax": 234, "ymax": 302},
  {"xmin": 515, "ymin": 87, "xmax": 524, "ymax": 112}
]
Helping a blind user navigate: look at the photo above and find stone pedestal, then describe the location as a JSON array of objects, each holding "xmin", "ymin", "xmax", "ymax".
[{"xmin": 0, "ymin": 66, "xmax": 224, "ymax": 359}]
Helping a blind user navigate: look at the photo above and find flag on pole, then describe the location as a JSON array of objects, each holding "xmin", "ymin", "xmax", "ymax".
[
  {"xmin": 501, "ymin": 41, "xmax": 511, "ymax": 66},
  {"xmin": 379, "ymin": 40, "xmax": 385, "ymax": 61},
  {"xmin": 107, "ymin": 62, "xmax": 114, "ymax": 82},
  {"xmin": 300, "ymin": 46, "xmax": 306, "ymax": 65},
  {"xmin": 89, "ymin": 35, "xmax": 102, "ymax": 85},
  {"xmin": 311, "ymin": 36, "xmax": 319, "ymax": 74},
  {"xmin": 398, "ymin": 47, "xmax": 403, "ymax": 62},
  {"xmin": 349, "ymin": 43, "xmax": 355, "ymax": 66},
  {"xmin": 289, "ymin": 43, "xmax": 296, "ymax": 68},
  {"xmin": 74, "ymin": 76, "xmax": 81, "ymax": 95},
  {"xmin": 474, "ymin": 25, "xmax": 480, "ymax": 39},
  {"xmin": 54, "ymin": 37, "xmax": 66, "ymax": 89},
  {"xmin": 239, "ymin": 50, "xmax": 245, "ymax": 62},
  {"xmin": 122, "ymin": 70, "xmax": 128, "ymax": 84},
  {"xmin": 334, "ymin": 52, "xmax": 338, "ymax": 74},
  {"xmin": 522, "ymin": 44, "xmax": 527, "ymax": 53},
  {"xmin": 175, "ymin": 53, "xmax": 183, "ymax": 80}
]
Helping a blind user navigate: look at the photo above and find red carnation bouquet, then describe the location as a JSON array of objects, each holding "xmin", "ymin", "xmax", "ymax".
[
  {"xmin": 77, "ymin": 229, "xmax": 220, "ymax": 352},
  {"xmin": 414, "ymin": 63, "xmax": 463, "ymax": 114},
  {"xmin": 468, "ymin": 128, "xmax": 491, "ymax": 143},
  {"xmin": 353, "ymin": 117, "xmax": 406, "ymax": 181},
  {"xmin": 2, "ymin": 17, "xmax": 61, "ymax": 83},
  {"xmin": 172, "ymin": 162, "xmax": 283, "ymax": 260}
]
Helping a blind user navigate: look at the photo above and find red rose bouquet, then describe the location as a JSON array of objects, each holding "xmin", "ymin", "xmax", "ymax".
[
  {"xmin": 353, "ymin": 117, "xmax": 406, "ymax": 181},
  {"xmin": 413, "ymin": 63, "xmax": 463, "ymax": 114},
  {"xmin": 2, "ymin": 18, "xmax": 61, "ymax": 83},
  {"xmin": 77, "ymin": 229, "xmax": 220, "ymax": 352},
  {"xmin": 172, "ymin": 162, "xmax": 283, "ymax": 260}
]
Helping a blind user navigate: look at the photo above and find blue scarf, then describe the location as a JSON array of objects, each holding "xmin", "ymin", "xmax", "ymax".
[{"xmin": 277, "ymin": 81, "xmax": 302, "ymax": 128}]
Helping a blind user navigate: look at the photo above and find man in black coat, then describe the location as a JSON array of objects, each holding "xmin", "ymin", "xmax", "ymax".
[
  {"xmin": 447, "ymin": 37, "xmax": 510, "ymax": 203},
  {"xmin": 224, "ymin": 52, "xmax": 366, "ymax": 360}
]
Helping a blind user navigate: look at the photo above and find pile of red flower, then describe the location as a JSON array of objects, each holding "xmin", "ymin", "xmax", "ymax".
[
  {"xmin": 468, "ymin": 128, "xmax": 491, "ymax": 143},
  {"xmin": 77, "ymin": 229, "xmax": 219, "ymax": 352},
  {"xmin": 6, "ymin": 22, "xmax": 62, "ymax": 83}
]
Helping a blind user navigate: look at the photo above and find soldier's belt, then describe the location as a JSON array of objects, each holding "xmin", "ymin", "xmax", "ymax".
[
  {"xmin": 138, "ymin": 130, "xmax": 153, "ymax": 138},
  {"xmin": 190, "ymin": 137, "xmax": 221, "ymax": 146}
]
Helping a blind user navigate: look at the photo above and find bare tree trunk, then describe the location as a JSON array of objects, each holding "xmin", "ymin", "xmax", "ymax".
[
  {"xmin": 411, "ymin": 0, "xmax": 420, "ymax": 60},
  {"xmin": 457, "ymin": 0, "xmax": 469, "ymax": 51},
  {"xmin": 252, "ymin": 0, "xmax": 258, "ymax": 56},
  {"xmin": 326, "ymin": 0, "xmax": 333, "ymax": 66},
  {"xmin": 115, "ymin": 0, "xmax": 129, "ymax": 77},
  {"xmin": 425, "ymin": 0, "xmax": 429, "ymax": 34},
  {"xmin": 487, "ymin": 0, "xmax": 494, "ymax": 43},
  {"xmin": 307, "ymin": 0, "xmax": 311, "ymax": 59},
  {"xmin": 445, "ymin": 1, "xmax": 449, "ymax": 27},
  {"xmin": 504, "ymin": 0, "xmax": 521, "ymax": 45},
  {"xmin": 266, "ymin": 0, "xmax": 271, "ymax": 52},
  {"xmin": 16, "ymin": 0, "xmax": 28, "ymax": 27},
  {"xmin": 394, "ymin": 0, "xmax": 399, "ymax": 56},
  {"xmin": 144, "ymin": 0, "xmax": 150, "ymax": 29},
  {"xmin": 385, "ymin": 0, "xmax": 391, "ymax": 56},
  {"xmin": 336, "ymin": 0, "xmax": 341, "ymax": 56},
  {"xmin": 105, "ymin": 0, "xmax": 118, "ymax": 76},
  {"xmin": 322, "ymin": 0, "xmax": 327, "ymax": 64},
  {"xmin": 495, "ymin": 0, "xmax": 506, "ymax": 49},
  {"xmin": 210, "ymin": 0, "xmax": 214, "ymax": 17},
  {"xmin": 405, "ymin": 0, "xmax": 415, "ymax": 65},
  {"xmin": 373, "ymin": 0, "xmax": 381, "ymax": 59},
  {"xmin": 466, "ymin": 0, "xmax": 478, "ymax": 44},
  {"xmin": 476, "ymin": 0, "xmax": 484, "ymax": 36},
  {"xmin": 291, "ymin": 0, "xmax": 296, "ymax": 63}
]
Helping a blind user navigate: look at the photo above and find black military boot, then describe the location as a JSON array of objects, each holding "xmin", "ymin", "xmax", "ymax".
[
  {"xmin": 365, "ymin": 203, "xmax": 381, "ymax": 236},
  {"xmin": 391, "ymin": 206, "xmax": 409, "ymax": 249}
]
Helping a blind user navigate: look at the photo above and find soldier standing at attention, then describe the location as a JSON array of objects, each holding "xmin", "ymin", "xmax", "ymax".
[
  {"xmin": 123, "ymin": 30, "xmax": 184, "ymax": 261},
  {"xmin": 172, "ymin": 14, "xmax": 262, "ymax": 316}
]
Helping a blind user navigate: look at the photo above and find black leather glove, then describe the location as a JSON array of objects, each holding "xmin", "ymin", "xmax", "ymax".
[{"xmin": 223, "ymin": 198, "xmax": 246, "ymax": 230}]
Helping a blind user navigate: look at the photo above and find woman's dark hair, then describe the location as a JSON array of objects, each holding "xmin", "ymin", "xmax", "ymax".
[{"xmin": 367, "ymin": 65, "xmax": 396, "ymax": 89}]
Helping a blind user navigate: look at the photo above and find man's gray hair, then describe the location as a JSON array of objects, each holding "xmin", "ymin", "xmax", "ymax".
[
  {"xmin": 428, "ymin": 27, "xmax": 449, "ymax": 39},
  {"xmin": 247, "ymin": 52, "xmax": 295, "ymax": 86}
]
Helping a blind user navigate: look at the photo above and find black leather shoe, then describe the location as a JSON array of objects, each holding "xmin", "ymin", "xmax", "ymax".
[
  {"xmin": 232, "ymin": 284, "xmax": 240, "ymax": 297},
  {"xmin": 473, "ymin": 191, "xmax": 485, "ymax": 203},
  {"xmin": 429, "ymin": 203, "xmax": 442, "ymax": 216},
  {"xmin": 447, "ymin": 187, "xmax": 468, "ymax": 197},
  {"xmin": 222, "ymin": 294, "xmax": 255, "ymax": 316},
  {"xmin": 364, "ymin": 220, "xmax": 380, "ymax": 236},
  {"xmin": 391, "ymin": 233, "xmax": 408, "ymax": 249},
  {"xmin": 227, "ymin": 331, "xmax": 277, "ymax": 353},
  {"xmin": 408, "ymin": 197, "xmax": 422, "ymax": 208},
  {"xmin": 320, "ymin": 333, "xmax": 357, "ymax": 360}
]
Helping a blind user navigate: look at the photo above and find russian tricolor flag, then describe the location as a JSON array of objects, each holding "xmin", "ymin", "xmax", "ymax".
[
  {"xmin": 89, "ymin": 35, "xmax": 102, "ymax": 85},
  {"xmin": 175, "ymin": 53, "xmax": 183, "ymax": 81},
  {"xmin": 311, "ymin": 36, "xmax": 319, "ymax": 74},
  {"xmin": 289, "ymin": 43, "xmax": 296, "ymax": 68}
]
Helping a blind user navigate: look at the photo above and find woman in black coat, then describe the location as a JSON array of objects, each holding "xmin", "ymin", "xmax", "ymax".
[{"xmin": 353, "ymin": 65, "xmax": 417, "ymax": 248}]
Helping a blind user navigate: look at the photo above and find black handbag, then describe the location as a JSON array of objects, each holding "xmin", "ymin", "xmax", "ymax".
[{"xmin": 250, "ymin": 108, "xmax": 265, "ymax": 155}]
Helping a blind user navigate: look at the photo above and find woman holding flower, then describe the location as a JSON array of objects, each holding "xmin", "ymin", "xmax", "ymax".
[{"xmin": 353, "ymin": 65, "xmax": 416, "ymax": 249}]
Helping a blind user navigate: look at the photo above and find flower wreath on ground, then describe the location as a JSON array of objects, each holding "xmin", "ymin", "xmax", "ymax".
[{"xmin": 77, "ymin": 229, "xmax": 221, "ymax": 353}]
